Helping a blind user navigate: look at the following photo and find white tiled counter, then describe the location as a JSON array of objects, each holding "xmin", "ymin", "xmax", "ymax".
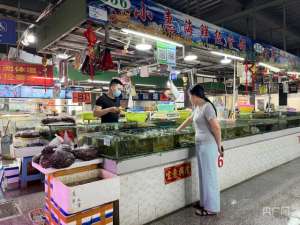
[{"xmin": 103, "ymin": 127, "xmax": 300, "ymax": 225}]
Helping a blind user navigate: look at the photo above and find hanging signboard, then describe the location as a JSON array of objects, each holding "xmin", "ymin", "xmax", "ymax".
[
  {"xmin": 255, "ymin": 42, "xmax": 300, "ymax": 71},
  {"xmin": 87, "ymin": 0, "xmax": 300, "ymax": 70},
  {"xmin": 0, "ymin": 60, "xmax": 54, "ymax": 86},
  {"xmin": 156, "ymin": 42, "xmax": 176, "ymax": 66},
  {"xmin": 87, "ymin": 0, "xmax": 252, "ymax": 56},
  {"xmin": 72, "ymin": 92, "xmax": 92, "ymax": 103},
  {"xmin": 0, "ymin": 19, "xmax": 16, "ymax": 45}
]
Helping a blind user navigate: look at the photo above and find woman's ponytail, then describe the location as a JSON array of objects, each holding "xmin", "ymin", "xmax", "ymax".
[
  {"xmin": 204, "ymin": 97, "xmax": 217, "ymax": 116},
  {"xmin": 189, "ymin": 84, "xmax": 217, "ymax": 116}
]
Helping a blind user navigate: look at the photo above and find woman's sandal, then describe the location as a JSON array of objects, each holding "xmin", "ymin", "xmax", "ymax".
[
  {"xmin": 195, "ymin": 208, "xmax": 217, "ymax": 216},
  {"xmin": 193, "ymin": 205, "xmax": 204, "ymax": 210}
]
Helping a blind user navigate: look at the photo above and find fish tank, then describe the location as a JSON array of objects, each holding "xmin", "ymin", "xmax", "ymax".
[
  {"xmin": 77, "ymin": 123, "xmax": 195, "ymax": 160},
  {"xmin": 76, "ymin": 113, "xmax": 300, "ymax": 160}
]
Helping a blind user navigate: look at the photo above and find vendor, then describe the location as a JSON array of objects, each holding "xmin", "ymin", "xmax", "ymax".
[{"xmin": 93, "ymin": 79, "xmax": 123, "ymax": 123}]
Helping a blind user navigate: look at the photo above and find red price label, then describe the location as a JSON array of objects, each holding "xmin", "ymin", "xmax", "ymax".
[{"xmin": 72, "ymin": 92, "xmax": 91, "ymax": 103}]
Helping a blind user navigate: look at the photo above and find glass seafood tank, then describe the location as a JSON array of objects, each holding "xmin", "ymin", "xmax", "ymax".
[
  {"xmin": 77, "ymin": 123, "xmax": 195, "ymax": 160},
  {"xmin": 77, "ymin": 113, "xmax": 300, "ymax": 160}
]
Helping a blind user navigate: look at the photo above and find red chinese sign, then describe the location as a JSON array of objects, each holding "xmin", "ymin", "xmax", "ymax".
[
  {"xmin": 239, "ymin": 38, "xmax": 246, "ymax": 51},
  {"xmin": 215, "ymin": 30, "xmax": 222, "ymax": 45},
  {"xmin": 0, "ymin": 60, "xmax": 54, "ymax": 86},
  {"xmin": 200, "ymin": 24, "xmax": 209, "ymax": 38},
  {"xmin": 72, "ymin": 92, "xmax": 91, "ymax": 104},
  {"xmin": 164, "ymin": 9, "xmax": 176, "ymax": 34},
  {"xmin": 184, "ymin": 19, "xmax": 193, "ymax": 37},
  {"xmin": 164, "ymin": 162, "xmax": 191, "ymax": 184}
]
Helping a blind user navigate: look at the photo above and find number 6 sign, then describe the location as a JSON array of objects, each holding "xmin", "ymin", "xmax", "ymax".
[{"xmin": 218, "ymin": 155, "xmax": 224, "ymax": 168}]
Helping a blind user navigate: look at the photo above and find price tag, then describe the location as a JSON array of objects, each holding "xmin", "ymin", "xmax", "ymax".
[
  {"xmin": 104, "ymin": 138, "xmax": 110, "ymax": 146},
  {"xmin": 103, "ymin": 136, "xmax": 113, "ymax": 146}
]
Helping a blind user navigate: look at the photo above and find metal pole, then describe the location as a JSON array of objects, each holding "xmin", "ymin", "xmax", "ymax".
[
  {"xmin": 232, "ymin": 60, "xmax": 237, "ymax": 119},
  {"xmin": 252, "ymin": 0, "xmax": 257, "ymax": 40},
  {"xmin": 283, "ymin": 0, "xmax": 287, "ymax": 51}
]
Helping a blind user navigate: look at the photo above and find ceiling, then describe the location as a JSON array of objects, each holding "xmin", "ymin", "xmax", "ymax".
[
  {"xmin": 0, "ymin": 0, "xmax": 62, "ymax": 54},
  {"xmin": 1, "ymin": 0, "xmax": 300, "ymax": 56},
  {"xmin": 0, "ymin": 0, "xmax": 299, "ymax": 83},
  {"xmin": 156, "ymin": 0, "xmax": 300, "ymax": 56}
]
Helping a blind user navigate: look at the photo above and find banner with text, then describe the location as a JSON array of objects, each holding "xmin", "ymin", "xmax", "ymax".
[{"xmin": 0, "ymin": 60, "xmax": 54, "ymax": 86}]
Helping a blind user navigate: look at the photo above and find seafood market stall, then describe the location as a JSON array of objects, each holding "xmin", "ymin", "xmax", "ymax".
[{"xmin": 74, "ymin": 116, "xmax": 300, "ymax": 225}]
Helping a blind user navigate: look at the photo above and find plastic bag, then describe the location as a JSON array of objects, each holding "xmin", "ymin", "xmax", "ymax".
[
  {"xmin": 48, "ymin": 135, "xmax": 64, "ymax": 147},
  {"xmin": 41, "ymin": 145, "xmax": 56, "ymax": 155},
  {"xmin": 32, "ymin": 154, "xmax": 41, "ymax": 164},
  {"xmin": 39, "ymin": 153, "xmax": 53, "ymax": 168},
  {"xmin": 50, "ymin": 150, "xmax": 75, "ymax": 169},
  {"xmin": 72, "ymin": 145, "xmax": 98, "ymax": 161}
]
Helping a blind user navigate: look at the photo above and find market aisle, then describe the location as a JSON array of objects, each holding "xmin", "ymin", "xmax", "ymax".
[
  {"xmin": 0, "ymin": 157, "xmax": 300, "ymax": 225},
  {"xmin": 148, "ymin": 157, "xmax": 300, "ymax": 225}
]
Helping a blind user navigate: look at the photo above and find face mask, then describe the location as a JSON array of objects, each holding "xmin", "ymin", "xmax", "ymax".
[{"xmin": 113, "ymin": 90, "xmax": 122, "ymax": 98}]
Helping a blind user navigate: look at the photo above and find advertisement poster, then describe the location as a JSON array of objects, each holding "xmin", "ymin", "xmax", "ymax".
[
  {"xmin": 0, "ymin": 19, "xmax": 16, "ymax": 45},
  {"xmin": 156, "ymin": 42, "xmax": 176, "ymax": 66}
]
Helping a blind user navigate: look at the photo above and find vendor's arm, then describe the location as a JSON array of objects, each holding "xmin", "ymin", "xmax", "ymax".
[
  {"xmin": 93, "ymin": 106, "xmax": 119, "ymax": 118},
  {"xmin": 176, "ymin": 115, "xmax": 193, "ymax": 132}
]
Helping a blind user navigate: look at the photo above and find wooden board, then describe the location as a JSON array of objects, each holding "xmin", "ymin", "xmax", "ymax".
[{"xmin": 13, "ymin": 146, "xmax": 44, "ymax": 158}]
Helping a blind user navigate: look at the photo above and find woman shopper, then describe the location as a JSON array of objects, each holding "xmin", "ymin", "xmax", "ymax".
[{"xmin": 176, "ymin": 84, "xmax": 223, "ymax": 216}]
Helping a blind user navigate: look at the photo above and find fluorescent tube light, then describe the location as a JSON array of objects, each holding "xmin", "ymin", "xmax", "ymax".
[
  {"xmin": 211, "ymin": 51, "xmax": 244, "ymax": 61},
  {"xmin": 135, "ymin": 83, "xmax": 157, "ymax": 87},
  {"xmin": 287, "ymin": 71, "xmax": 300, "ymax": 75},
  {"xmin": 184, "ymin": 54, "xmax": 198, "ymax": 61},
  {"xmin": 136, "ymin": 43, "xmax": 152, "ymax": 51},
  {"xmin": 258, "ymin": 62, "xmax": 281, "ymax": 73},
  {"xmin": 121, "ymin": 28, "xmax": 184, "ymax": 47},
  {"xmin": 87, "ymin": 79, "xmax": 110, "ymax": 84},
  {"xmin": 220, "ymin": 57, "xmax": 232, "ymax": 64}
]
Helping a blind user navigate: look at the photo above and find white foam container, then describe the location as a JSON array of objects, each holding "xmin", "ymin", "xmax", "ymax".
[{"xmin": 51, "ymin": 168, "xmax": 120, "ymax": 214}]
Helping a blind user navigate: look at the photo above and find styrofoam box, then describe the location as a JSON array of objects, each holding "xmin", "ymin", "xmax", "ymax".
[{"xmin": 51, "ymin": 168, "xmax": 120, "ymax": 214}]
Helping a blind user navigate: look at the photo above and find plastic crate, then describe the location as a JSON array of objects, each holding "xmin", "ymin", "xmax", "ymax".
[
  {"xmin": 81, "ymin": 112, "xmax": 97, "ymax": 121},
  {"xmin": 157, "ymin": 104, "xmax": 175, "ymax": 112},
  {"xmin": 125, "ymin": 112, "xmax": 148, "ymax": 123}
]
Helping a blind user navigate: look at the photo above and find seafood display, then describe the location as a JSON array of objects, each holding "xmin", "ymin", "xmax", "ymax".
[{"xmin": 79, "ymin": 125, "xmax": 195, "ymax": 160}]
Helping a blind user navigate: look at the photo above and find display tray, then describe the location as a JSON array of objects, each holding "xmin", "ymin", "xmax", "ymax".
[
  {"xmin": 32, "ymin": 158, "xmax": 103, "ymax": 175},
  {"xmin": 13, "ymin": 146, "xmax": 44, "ymax": 158}
]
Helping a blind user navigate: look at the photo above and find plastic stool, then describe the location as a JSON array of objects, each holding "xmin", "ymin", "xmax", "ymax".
[{"xmin": 20, "ymin": 156, "xmax": 42, "ymax": 188}]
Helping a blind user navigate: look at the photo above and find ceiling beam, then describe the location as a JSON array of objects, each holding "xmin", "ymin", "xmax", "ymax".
[
  {"xmin": 213, "ymin": 0, "xmax": 295, "ymax": 24},
  {"xmin": 0, "ymin": 13, "xmax": 37, "ymax": 26},
  {"xmin": 0, "ymin": 4, "xmax": 40, "ymax": 17}
]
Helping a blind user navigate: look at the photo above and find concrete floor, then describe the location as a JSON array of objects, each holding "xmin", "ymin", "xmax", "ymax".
[
  {"xmin": 148, "ymin": 157, "xmax": 300, "ymax": 225},
  {"xmin": 1, "ymin": 157, "xmax": 300, "ymax": 225}
]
